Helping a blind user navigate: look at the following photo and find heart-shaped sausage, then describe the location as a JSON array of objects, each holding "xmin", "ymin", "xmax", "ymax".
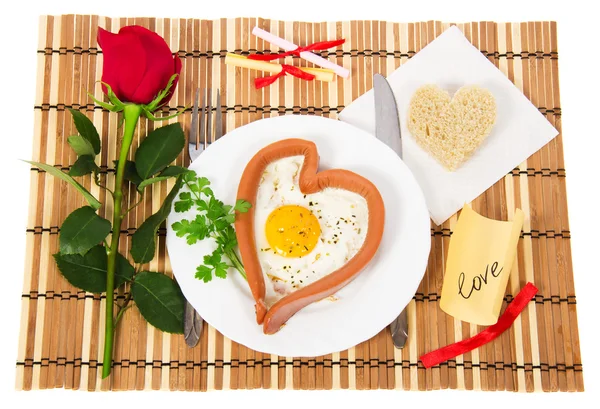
[
  {"xmin": 235, "ymin": 139, "xmax": 385, "ymax": 334},
  {"xmin": 407, "ymin": 84, "xmax": 497, "ymax": 171}
]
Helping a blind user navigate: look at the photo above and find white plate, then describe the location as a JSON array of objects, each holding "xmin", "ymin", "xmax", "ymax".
[{"xmin": 166, "ymin": 115, "xmax": 431, "ymax": 357}]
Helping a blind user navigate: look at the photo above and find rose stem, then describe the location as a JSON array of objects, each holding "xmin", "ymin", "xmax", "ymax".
[{"xmin": 102, "ymin": 104, "xmax": 142, "ymax": 379}]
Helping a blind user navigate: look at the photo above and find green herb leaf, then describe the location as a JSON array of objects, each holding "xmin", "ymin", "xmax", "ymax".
[
  {"xmin": 136, "ymin": 166, "xmax": 189, "ymax": 192},
  {"xmin": 25, "ymin": 161, "xmax": 101, "ymax": 209},
  {"xmin": 213, "ymin": 218, "xmax": 230, "ymax": 231},
  {"xmin": 183, "ymin": 170, "xmax": 197, "ymax": 183},
  {"xmin": 195, "ymin": 177, "xmax": 211, "ymax": 194},
  {"xmin": 67, "ymin": 135, "xmax": 96, "ymax": 157},
  {"xmin": 131, "ymin": 271, "xmax": 185, "ymax": 333},
  {"xmin": 59, "ymin": 206, "xmax": 111, "ymax": 255},
  {"xmin": 217, "ymin": 225, "xmax": 238, "ymax": 252},
  {"xmin": 172, "ymin": 174, "xmax": 251, "ymax": 283},
  {"xmin": 195, "ymin": 265, "xmax": 213, "ymax": 283},
  {"xmin": 205, "ymin": 250, "xmax": 230, "ymax": 279},
  {"xmin": 171, "ymin": 215, "xmax": 210, "ymax": 244},
  {"xmin": 130, "ymin": 175, "xmax": 184, "ymax": 263},
  {"xmin": 53, "ymin": 245, "xmax": 134, "ymax": 293},
  {"xmin": 174, "ymin": 190, "xmax": 193, "ymax": 213},
  {"xmin": 69, "ymin": 155, "xmax": 100, "ymax": 177},
  {"xmin": 214, "ymin": 264, "xmax": 229, "ymax": 279},
  {"xmin": 234, "ymin": 199, "xmax": 252, "ymax": 213},
  {"xmin": 134, "ymin": 123, "xmax": 185, "ymax": 179},
  {"xmin": 194, "ymin": 249, "xmax": 230, "ymax": 282},
  {"xmin": 69, "ymin": 109, "xmax": 101, "ymax": 154},
  {"xmin": 206, "ymin": 196, "xmax": 226, "ymax": 219}
]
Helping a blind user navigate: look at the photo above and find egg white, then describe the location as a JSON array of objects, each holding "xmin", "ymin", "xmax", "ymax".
[{"xmin": 254, "ymin": 155, "xmax": 368, "ymax": 305}]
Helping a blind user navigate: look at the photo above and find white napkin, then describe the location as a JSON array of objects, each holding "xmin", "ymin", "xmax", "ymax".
[{"xmin": 338, "ymin": 25, "xmax": 559, "ymax": 226}]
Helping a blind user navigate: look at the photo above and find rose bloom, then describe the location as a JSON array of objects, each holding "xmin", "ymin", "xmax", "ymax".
[{"xmin": 97, "ymin": 25, "xmax": 182, "ymax": 106}]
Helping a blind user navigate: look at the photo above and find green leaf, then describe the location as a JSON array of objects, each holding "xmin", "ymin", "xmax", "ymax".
[
  {"xmin": 69, "ymin": 109, "xmax": 101, "ymax": 154},
  {"xmin": 131, "ymin": 271, "xmax": 185, "ymax": 333},
  {"xmin": 214, "ymin": 262, "xmax": 229, "ymax": 279},
  {"xmin": 234, "ymin": 199, "xmax": 252, "ymax": 213},
  {"xmin": 183, "ymin": 170, "xmax": 197, "ymax": 183},
  {"xmin": 137, "ymin": 176, "xmax": 170, "ymax": 192},
  {"xmin": 130, "ymin": 175, "xmax": 184, "ymax": 263},
  {"xmin": 206, "ymin": 197, "xmax": 226, "ymax": 220},
  {"xmin": 173, "ymin": 189, "xmax": 193, "ymax": 213},
  {"xmin": 59, "ymin": 206, "xmax": 111, "ymax": 255},
  {"xmin": 113, "ymin": 159, "xmax": 144, "ymax": 186},
  {"xmin": 134, "ymin": 123, "xmax": 185, "ymax": 179},
  {"xmin": 217, "ymin": 225, "xmax": 238, "ymax": 252},
  {"xmin": 195, "ymin": 265, "xmax": 213, "ymax": 283},
  {"xmin": 69, "ymin": 155, "xmax": 100, "ymax": 177},
  {"xmin": 137, "ymin": 167, "xmax": 188, "ymax": 192},
  {"xmin": 195, "ymin": 176, "xmax": 211, "ymax": 191},
  {"xmin": 171, "ymin": 215, "xmax": 209, "ymax": 245},
  {"xmin": 124, "ymin": 160, "xmax": 143, "ymax": 186},
  {"xmin": 114, "ymin": 252, "xmax": 136, "ymax": 286},
  {"xmin": 25, "ymin": 161, "xmax": 101, "ymax": 210},
  {"xmin": 205, "ymin": 250, "xmax": 222, "ymax": 267},
  {"xmin": 160, "ymin": 166, "xmax": 189, "ymax": 177},
  {"xmin": 53, "ymin": 245, "xmax": 134, "ymax": 293},
  {"xmin": 195, "ymin": 249, "xmax": 230, "ymax": 282},
  {"xmin": 67, "ymin": 135, "xmax": 96, "ymax": 156}
]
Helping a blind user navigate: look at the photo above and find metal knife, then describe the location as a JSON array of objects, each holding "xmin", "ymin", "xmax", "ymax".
[{"xmin": 373, "ymin": 73, "xmax": 409, "ymax": 349}]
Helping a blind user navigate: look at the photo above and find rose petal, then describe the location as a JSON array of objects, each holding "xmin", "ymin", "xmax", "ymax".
[
  {"xmin": 120, "ymin": 26, "xmax": 178, "ymax": 104},
  {"xmin": 97, "ymin": 27, "xmax": 147, "ymax": 103}
]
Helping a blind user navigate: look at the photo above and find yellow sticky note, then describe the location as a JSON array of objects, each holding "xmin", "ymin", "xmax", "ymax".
[{"xmin": 440, "ymin": 205, "xmax": 524, "ymax": 325}]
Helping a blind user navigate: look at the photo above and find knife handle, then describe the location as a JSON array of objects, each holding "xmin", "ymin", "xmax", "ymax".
[
  {"xmin": 389, "ymin": 308, "xmax": 408, "ymax": 349},
  {"xmin": 183, "ymin": 300, "xmax": 203, "ymax": 347}
]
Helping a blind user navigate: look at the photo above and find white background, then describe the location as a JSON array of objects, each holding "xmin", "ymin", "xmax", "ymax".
[{"xmin": 0, "ymin": 0, "xmax": 597, "ymax": 407}]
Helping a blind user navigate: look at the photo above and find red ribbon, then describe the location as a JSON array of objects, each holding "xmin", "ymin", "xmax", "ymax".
[
  {"xmin": 420, "ymin": 282, "xmax": 538, "ymax": 369},
  {"xmin": 248, "ymin": 39, "xmax": 346, "ymax": 61},
  {"xmin": 254, "ymin": 64, "xmax": 316, "ymax": 89}
]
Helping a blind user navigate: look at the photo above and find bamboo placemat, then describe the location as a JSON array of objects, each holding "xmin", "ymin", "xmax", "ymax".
[{"xmin": 15, "ymin": 14, "xmax": 583, "ymax": 392}]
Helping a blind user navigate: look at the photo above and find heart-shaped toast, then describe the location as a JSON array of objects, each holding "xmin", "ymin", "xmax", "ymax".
[
  {"xmin": 235, "ymin": 139, "xmax": 385, "ymax": 334},
  {"xmin": 407, "ymin": 84, "xmax": 497, "ymax": 171}
]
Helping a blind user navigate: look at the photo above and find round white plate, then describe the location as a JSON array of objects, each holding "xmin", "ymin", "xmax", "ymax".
[{"xmin": 166, "ymin": 115, "xmax": 431, "ymax": 357}]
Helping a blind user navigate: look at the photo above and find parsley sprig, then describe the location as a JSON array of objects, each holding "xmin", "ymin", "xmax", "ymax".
[{"xmin": 171, "ymin": 171, "xmax": 251, "ymax": 282}]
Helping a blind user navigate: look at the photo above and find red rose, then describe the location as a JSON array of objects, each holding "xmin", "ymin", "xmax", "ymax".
[{"xmin": 97, "ymin": 25, "xmax": 182, "ymax": 106}]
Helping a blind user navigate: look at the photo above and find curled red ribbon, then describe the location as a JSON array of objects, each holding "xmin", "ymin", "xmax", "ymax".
[
  {"xmin": 248, "ymin": 39, "xmax": 346, "ymax": 61},
  {"xmin": 420, "ymin": 282, "xmax": 538, "ymax": 369},
  {"xmin": 254, "ymin": 64, "xmax": 315, "ymax": 89}
]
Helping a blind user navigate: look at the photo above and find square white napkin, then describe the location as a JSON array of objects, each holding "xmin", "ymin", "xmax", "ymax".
[{"xmin": 338, "ymin": 25, "xmax": 559, "ymax": 226}]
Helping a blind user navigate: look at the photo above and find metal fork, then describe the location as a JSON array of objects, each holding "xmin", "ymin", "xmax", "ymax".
[
  {"xmin": 188, "ymin": 87, "xmax": 222, "ymax": 162},
  {"xmin": 183, "ymin": 87, "xmax": 223, "ymax": 347}
]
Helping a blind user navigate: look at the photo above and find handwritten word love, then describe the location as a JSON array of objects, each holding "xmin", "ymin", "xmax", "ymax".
[{"xmin": 458, "ymin": 261, "xmax": 504, "ymax": 300}]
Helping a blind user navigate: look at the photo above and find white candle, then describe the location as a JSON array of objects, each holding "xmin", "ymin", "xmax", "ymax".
[{"xmin": 252, "ymin": 26, "xmax": 350, "ymax": 79}]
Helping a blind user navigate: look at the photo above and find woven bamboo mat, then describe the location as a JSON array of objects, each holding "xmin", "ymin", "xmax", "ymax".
[{"xmin": 15, "ymin": 14, "xmax": 583, "ymax": 392}]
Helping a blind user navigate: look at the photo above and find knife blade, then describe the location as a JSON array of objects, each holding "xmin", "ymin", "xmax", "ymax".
[{"xmin": 373, "ymin": 73, "xmax": 409, "ymax": 349}]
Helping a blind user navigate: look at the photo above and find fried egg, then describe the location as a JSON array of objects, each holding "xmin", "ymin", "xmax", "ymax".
[{"xmin": 254, "ymin": 155, "xmax": 368, "ymax": 305}]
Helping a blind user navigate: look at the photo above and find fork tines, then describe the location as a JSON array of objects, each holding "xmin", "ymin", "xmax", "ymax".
[
  {"xmin": 189, "ymin": 87, "xmax": 223, "ymax": 162},
  {"xmin": 198, "ymin": 88, "xmax": 223, "ymax": 146}
]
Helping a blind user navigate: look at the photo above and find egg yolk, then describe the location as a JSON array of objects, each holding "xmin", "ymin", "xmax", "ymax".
[{"xmin": 265, "ymin": 205, "xmax": 321, "ymax": 258}]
